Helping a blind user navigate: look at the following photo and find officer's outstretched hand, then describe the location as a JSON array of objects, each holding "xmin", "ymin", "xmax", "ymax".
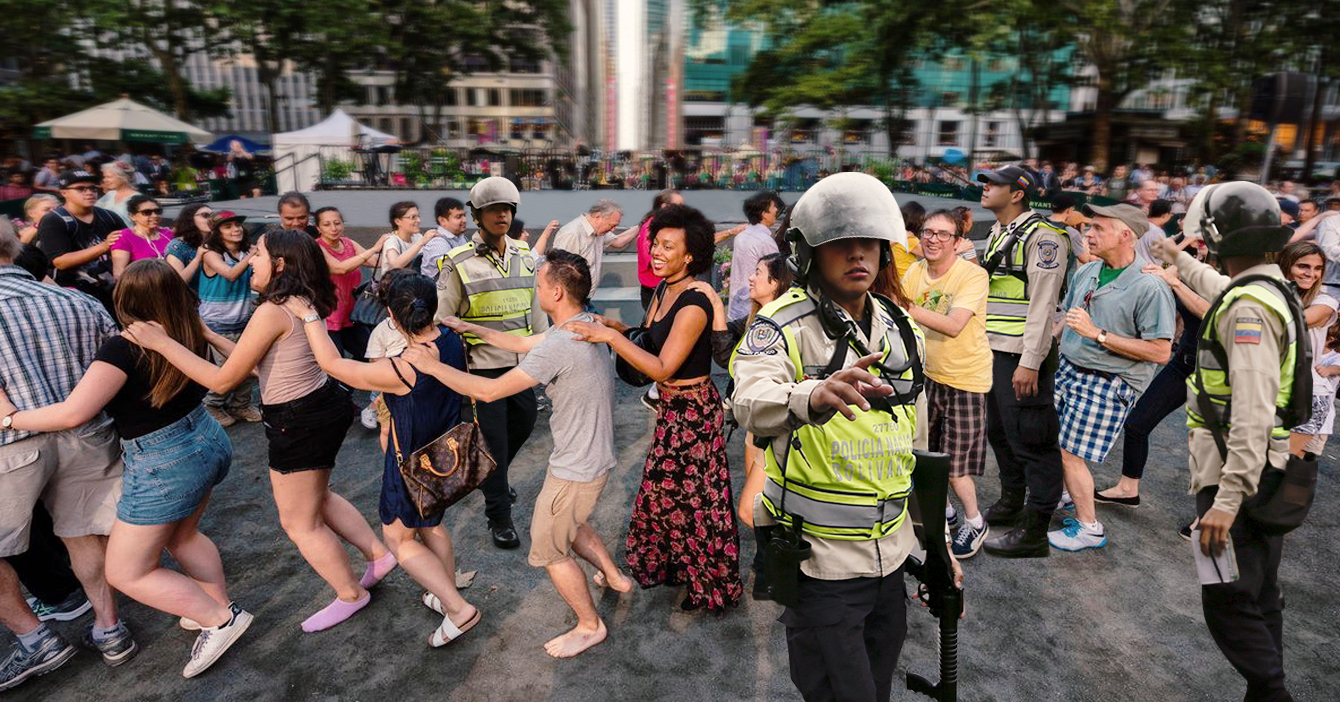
[
  {"xmin": 1198, "ymin": 507, "xmax": 1235, "ymax": 559},
  {"xmin": 808, "ymin": 353, "xmax": 895, "ymax": 421}
]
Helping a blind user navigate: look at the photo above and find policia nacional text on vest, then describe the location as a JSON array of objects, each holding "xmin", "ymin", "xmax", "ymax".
[{"xmin": 741, "ymin": 287, "xmax": 925, "ymax": 543}]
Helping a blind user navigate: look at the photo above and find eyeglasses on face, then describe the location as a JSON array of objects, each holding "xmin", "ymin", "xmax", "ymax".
[
  {"xmin": 135, "ymin": 208, "xmax": 163, "ymax": 216},
  {"xmin": 65, "ymin": 185, "xmax": 98, "ymax": 193},
  {"xmin": 919, "ymin": 228, "xmax": 958, "ymax": 241}
]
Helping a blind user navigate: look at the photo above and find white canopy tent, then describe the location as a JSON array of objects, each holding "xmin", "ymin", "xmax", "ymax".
[
  {"xmin": 272, "ymin": 109, "xmax": 398, "ymax": 192},
  {"xmin": 34, "ymin": 97, "xmax": 212, "ymax": 144}
]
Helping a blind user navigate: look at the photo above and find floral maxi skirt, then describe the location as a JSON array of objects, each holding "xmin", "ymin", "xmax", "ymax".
[{"xmin": 625, "ymin": 378, "xmax": 742, "ymax": 612}]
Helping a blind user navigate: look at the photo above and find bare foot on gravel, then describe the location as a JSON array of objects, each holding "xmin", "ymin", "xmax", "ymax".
[
  {"xmin": 593, "ymin": 570, "xmax": 635, "ymax": 593},
  {"xmin": 544, "ymin": 620, "xmax": 607, "ymax": 659}
]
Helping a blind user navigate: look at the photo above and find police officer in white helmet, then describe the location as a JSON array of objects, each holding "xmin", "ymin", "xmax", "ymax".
[
  {"xmin": 731, "ymin": 173, "xmax": 962, "ymax": 701},
  {"xmin": 435, "ymin": 176, "xmax": 546, "ymax": 549}
]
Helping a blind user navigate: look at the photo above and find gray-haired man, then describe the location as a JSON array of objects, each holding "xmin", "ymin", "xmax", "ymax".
[{"xmin": 550, "ymin": 200, "xmax": 638, "ymax": 294}]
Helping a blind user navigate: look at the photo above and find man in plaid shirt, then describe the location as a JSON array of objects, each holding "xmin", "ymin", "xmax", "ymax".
[
  {"xmin": 1048, "ymin": 204, "xmax": 1175, "ymax": 551},
  {"xmin": 0, "ymin": 227, "xmax": 134, "ymax": 691}
]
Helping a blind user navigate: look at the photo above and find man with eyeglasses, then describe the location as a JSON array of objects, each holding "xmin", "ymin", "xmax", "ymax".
[
  {"xmin": 1048, "ymin": 204, "xmax": 1174, "ymax": 551},
  {"xmin": 35, "ymin": 170, "xmax": 125, "ymax": 313},
  {"xmin": 901, "ymin": 210, "xmax": 994, "ymax": 559}
]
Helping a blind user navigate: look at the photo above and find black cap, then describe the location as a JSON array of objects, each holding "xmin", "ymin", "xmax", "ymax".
[
  {"xmin": 977, "ymin": 165, "xmax": 1036, "ymax": 194},
  {"xmin": 57, "ymin": 169, "xmax": 98, "ymax": 188}
]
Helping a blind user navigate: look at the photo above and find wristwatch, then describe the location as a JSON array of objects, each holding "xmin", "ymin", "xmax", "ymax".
[
  {"xmin": 2, "ymin": 410, "xmax": 17, "ymax": 430},
  {"xmin": 1096, "ymin": 329, "xmax": 1109, "ymax": 345},
  {"xmin": 302, "ymin": 312, "xmax": 321, "ymax": 325}
]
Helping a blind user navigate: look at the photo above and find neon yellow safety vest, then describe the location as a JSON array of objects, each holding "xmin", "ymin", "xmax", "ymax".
[
  {"xmin": 1186, "ymin": 282, "xmax": 1298, "ymax": 440},
  {"xmin": 449, "ymin": 241, "xmax": 538, "ymax": 346},
  {"xmin": 750, "ymin": 288, "xmax": 923, "ymax": 541},
  {"xmin": 984, "ymin": 217, "xmax": 1070, "ymax": 338}
]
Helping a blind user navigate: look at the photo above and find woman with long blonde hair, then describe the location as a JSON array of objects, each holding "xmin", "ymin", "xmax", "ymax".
[{"xmin": 0, "ymin": 260, "xmax": 249, "ymax": 677}]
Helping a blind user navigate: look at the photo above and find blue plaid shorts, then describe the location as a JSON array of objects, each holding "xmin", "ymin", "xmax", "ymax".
[{"xmin": 1054, "ymin": 358, "xmax": 1137, "ymax": 462}]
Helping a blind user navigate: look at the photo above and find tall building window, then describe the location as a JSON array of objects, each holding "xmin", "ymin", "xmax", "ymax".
[
  {"xmin": 985, "ymin": 121, "xmax": 1001, "ymax": 148},
  {"xmin": 938, "ymin": 121, "xmax": 959, "ymax": 146},
  {"xmin": 510, "ymin": 89, "xmax": 547, "ymax": 107},
  {"xmin": 488, "ymin": 89, "xmax": 502, "ymax": 107}
]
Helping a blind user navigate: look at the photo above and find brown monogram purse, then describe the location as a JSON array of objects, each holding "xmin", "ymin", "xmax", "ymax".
[{"xmin": 389, "ymin": 360, "xmax": 497, "ymax": 520}]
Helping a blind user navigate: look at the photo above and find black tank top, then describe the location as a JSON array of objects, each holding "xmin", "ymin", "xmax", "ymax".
[{"xmin": 649, "ymin": 289, "xmax": 714, "ymax": 379}]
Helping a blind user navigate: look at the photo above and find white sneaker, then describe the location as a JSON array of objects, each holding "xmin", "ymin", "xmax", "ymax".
[
  {"xmin": 182, "ymin": 605, "xmax": 252, "ymax": 679},
  {"xmin": 1047, "ymin": 517, "xmax": 1108, "ymax": 552},
  {"xmin": 359, "ymin": 402, "xmax": 378, "ymax": 430}
]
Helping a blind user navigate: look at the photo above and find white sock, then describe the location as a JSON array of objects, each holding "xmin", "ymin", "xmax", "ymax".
[
  {"xmin": 945, "ymin": 504, "xmax": 957, "ymax": 519},
  {"xmin": 1083, "ymin": 520, "xmax": 1102, "ymax": 533},
  {"xmin": 967, "ymin": 514, "xmax": 985, "ymax": 530}
]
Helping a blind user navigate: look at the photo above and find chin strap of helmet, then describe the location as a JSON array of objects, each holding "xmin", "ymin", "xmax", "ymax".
[{"xmin": 811, "ymin": 286, "xmax": 923, "ymax": 414}]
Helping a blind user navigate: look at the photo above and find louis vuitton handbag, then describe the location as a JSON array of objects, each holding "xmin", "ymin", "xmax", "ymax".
[{"xmin": 390, "ymin": 375, "xmax": 496, "ymax": 520}]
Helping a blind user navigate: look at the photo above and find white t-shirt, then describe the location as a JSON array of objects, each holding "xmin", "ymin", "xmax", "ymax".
[
  {"xmin": 366, "ymin": 318, "xmax": 408, "ymax": 359},
  {"xmin": 379, "ymin": 232, "xmax": 423, "ymax": 277}
]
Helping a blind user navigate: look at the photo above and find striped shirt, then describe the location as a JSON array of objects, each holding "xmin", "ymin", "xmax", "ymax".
[{"xmin": 0, "ymin": 266, "xmax": 118, "ymax": 445}]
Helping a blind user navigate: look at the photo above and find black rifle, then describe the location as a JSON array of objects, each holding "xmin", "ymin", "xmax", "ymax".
[{"xmin": 906, "ymin": 450, "xmax": 963, "ymax": 702}]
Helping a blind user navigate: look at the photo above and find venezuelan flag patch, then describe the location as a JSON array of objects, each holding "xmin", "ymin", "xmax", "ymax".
[{"xmin": 1234, "ymin": 317, "xmax": 1263, "ymax": 344}]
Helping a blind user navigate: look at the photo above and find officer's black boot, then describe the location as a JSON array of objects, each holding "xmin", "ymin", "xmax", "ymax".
[
  {"xmin": 982, "ymin": 508, "xmax": 1051, "ymax": 558},
  {"xmin": 982, "ymin": 488, "xmax": 1026, "ymax": 527}
]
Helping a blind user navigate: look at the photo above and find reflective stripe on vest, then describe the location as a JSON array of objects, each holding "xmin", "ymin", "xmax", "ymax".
[
  {"xmin": 1186, "ymin": 282, "xmax": 1297, "ymax": 440},
  {"xmin": 454, "ymin": 242, "xmax": 537, "ymax": 345},
  {"xmin": 753, "ymin": 288, "xmax": 920, "ymax": 541},
  {"xmin": 984, "ymin": 218, "xmax": 1068, "ymax": 338}
]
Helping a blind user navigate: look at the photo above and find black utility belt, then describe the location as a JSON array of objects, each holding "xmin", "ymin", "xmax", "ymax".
[{"xmin": 1070, "ymin": 364, "xmax": 1119, "ymax": 381}]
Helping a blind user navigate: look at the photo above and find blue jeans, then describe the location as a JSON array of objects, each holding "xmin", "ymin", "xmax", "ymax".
[{"xmin": 118, "ymin": 406, "xmax": 232, "ymax": 525}]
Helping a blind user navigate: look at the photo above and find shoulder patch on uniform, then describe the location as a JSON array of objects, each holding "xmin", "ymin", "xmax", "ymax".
[
  {"xmin": 1036, "ymin": 240, "xmax": 1060, "ymax": 269},
  {"xmin": 741, "ymin": 318, "xmax": 784, "ymax": 355},
  {"xmin": 1234, "ymin": 316, "xmax": 1263, "ymax": 344}
]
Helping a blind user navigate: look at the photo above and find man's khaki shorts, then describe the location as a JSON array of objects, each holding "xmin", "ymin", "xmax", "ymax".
[
  {"xmin": 528, "ymin": 472, "xmax": 609, "ymax": 567},
  {"xmin": 0, "ymin": 424, "xmax": 123, "ymax": 557}
]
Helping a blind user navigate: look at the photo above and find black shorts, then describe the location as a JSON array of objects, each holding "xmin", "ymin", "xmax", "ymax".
[{"xmin": 260, "ymin": 381, "xmax": 355, "ymax": 473}]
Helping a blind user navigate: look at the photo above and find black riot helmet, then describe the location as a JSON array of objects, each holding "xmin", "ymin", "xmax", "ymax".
[{"xmin": 1198, "ymin": 181, "xmax": 1292, "ymax": 258}]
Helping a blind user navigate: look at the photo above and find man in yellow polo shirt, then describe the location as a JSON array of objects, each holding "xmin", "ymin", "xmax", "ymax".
[{"xmin": 901, "ymin": 208, "xmax": 993, "ymax": 558}]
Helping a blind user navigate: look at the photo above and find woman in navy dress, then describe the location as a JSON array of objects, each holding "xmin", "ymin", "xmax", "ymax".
[{"xmin": 287, "ymin": 274, "xmax": 481, "ymax": 647}]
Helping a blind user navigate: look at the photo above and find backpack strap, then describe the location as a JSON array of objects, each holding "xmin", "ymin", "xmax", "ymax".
[{"xmin": 1194, "ymin": 274, "xmax": 1311, "ymax": 461}]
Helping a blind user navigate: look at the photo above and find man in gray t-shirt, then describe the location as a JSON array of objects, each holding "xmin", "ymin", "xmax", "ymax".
[
  {"xmin": 517, "ymin": 315, "xmax": 615, "ymax": 481},
  {"xmin": 404, "ymin": 249, "xmax": 631, "ymax": 659}
]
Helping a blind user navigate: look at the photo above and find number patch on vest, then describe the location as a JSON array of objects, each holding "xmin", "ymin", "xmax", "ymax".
[
  {"xmin": 1234, "ymin": 317, "xmax": 1263, "ymax": 344},
  {"xmin": 742, "ymin": 319, "xmax": 783, "ymax": 355},
  {"xmin": 1036, "ymin": 240, "xmax": 1060, "ymax": 269}
]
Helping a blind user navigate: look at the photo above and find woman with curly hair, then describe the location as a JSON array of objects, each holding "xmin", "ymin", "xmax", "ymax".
[
  {"xmin": 122, "ymin": 229, "xmax": 395, "ymax": 634},
  {"xmin": 567, "ymin": 204, "xmax": 743, "ymax": 613}
]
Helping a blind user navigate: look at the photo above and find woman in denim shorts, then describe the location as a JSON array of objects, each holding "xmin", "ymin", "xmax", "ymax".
[
  {"xmin": 126, "ymin": 230, "xmax": 395, "ymax": 635},
  {"xmin": 0, "ymin": 261, "xmax": 251, "ymax": 678}
]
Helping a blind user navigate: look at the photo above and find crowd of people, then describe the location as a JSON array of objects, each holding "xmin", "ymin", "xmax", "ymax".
[
  {"xmin": 2, "ymin": 145, "xmax": 267, "ymax": 212},
  {"xmin": 0, "ymin": 157, "xmax": 1324, "ymax": 702}
]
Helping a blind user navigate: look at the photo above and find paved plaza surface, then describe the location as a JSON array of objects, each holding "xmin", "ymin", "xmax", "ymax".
[{"xmin": 8, "ymin": 374, "xmax": 1339, "ymax": 702}]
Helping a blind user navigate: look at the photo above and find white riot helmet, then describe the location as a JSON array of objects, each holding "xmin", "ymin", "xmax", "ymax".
[
  {"xmin": 785, "ymin": 172, "xmax": 908, "ymax": 285},
  {"xmin": 466, "ymin": 176, "xmax": 520, "ymax": 214}
]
